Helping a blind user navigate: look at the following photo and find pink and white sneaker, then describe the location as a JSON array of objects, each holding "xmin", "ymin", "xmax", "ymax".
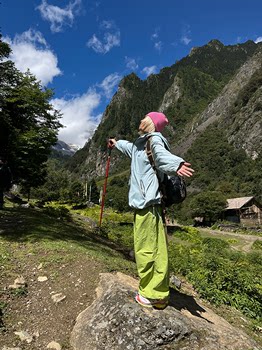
[{"xmin": 135, "ymin": 293, "xmax": 169, "ymax": 309}]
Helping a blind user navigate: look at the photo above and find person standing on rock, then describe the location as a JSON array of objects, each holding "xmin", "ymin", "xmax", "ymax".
[{"xmin": 108, "ymin": 112, "xmax": 194, "ymax": 308}]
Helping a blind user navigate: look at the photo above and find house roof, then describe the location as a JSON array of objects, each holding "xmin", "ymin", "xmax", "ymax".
[{"xmin": 226, "ymin": 196, "xmax": 254, "ymax": 210}]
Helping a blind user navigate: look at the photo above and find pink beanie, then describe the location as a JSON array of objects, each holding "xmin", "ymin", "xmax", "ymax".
[{"xmin": 147, "ymin": 112, "xmax": 169, "ymax": 132}]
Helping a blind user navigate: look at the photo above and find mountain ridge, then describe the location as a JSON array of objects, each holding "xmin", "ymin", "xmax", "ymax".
[{"xmin": 67, "ymin": 39, "xmax": 261, "ymax": 181}]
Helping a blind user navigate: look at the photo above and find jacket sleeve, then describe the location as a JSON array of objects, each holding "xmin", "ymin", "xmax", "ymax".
[
  {"xmin": 151, "ymin": 137, "xmax": 185, "ymax": 175},
  {"xmin": 116, "ymin": 140, "xmax": 133, "ymax": 158}
]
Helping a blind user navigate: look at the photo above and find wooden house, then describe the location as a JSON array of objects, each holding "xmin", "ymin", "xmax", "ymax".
[{"xmin": 224, "ymin": 196, "xmax": 262, "ymax": 226}]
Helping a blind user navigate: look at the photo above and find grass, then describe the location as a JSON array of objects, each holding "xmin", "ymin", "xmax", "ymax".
[{"xmin": 0, "ymin": 206, "xmax": 136, "ymax": 279}]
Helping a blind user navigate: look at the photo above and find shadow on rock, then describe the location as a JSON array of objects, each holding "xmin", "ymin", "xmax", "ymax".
[{"xmin": 169, "ymin": 287, "xmax": 212, "ymax": 323}]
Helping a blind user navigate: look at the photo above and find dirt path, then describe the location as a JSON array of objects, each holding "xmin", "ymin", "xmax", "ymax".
[{"xmin": 199, "ymin": 227, "xmax": 262, "ymax": 252}]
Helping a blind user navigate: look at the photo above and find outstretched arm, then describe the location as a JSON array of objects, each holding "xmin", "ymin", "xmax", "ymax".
[
  {"xmin": 108, "ymin": 138, "xmax": 133, "ymax": 158},
  {"xmin": 151, "ymin": 137, "xmax": 194, "ymax": 177}
]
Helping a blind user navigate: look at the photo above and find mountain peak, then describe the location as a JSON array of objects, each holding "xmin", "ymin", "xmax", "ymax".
[
  {"xmin": 119, "ymin": 73, "xmax": 141, "ymax": 88},
  {"xmin": 208, "ymin": 39, "xmax": 223, "ymax": 46},
  {"xmin": 189, "ymin": 39, "xmax": 224, "ymax": 56},
  {"xmin": 207, "ymin": 39, "xmax": 224, "ymax": 49},
  {"xmin": 52, "ymin": 140, "xmax": 79, "ymax": 157}
]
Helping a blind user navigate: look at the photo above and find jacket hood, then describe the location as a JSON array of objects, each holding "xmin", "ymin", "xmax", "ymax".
[{"xmin": 135, "ymin": 132, "xmax": 170, "ymax": 149}]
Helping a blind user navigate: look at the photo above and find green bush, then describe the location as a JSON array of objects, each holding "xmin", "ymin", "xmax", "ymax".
[
  {"xmin": 169, "ymin": 234, "xmax": 262, "ymax": 321},
  {"xmin": 202, "ymin": 237, "xmax": 230, "ymax": 251},
  {"xmin": 43, "ymin": 206, "xmax": 71, "ymax": 221},
  {"xmin": 172, "ymin": 226, "xmax": 202, "ymax": 242},
  {"xmin": 107, "ymin": 223, "xmax": 133, "ymax": 248},
  {"xmin": 248, "ymin": 251, "xmax": 262, "ymax": 266},
  {"xmin": 252, "ymin": 240, "xmax": 262, "ymax": 251}
]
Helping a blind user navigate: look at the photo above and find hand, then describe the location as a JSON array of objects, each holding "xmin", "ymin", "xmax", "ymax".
[
  {"xmin": 107, "ymin": 138, "xmax": 117, "ymax": 149},
  {"xmin": 177, "ymin": 162, "xmax": 194, "ymax": 177}
]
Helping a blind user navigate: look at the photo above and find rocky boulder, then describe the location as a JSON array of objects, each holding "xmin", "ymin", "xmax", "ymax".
[{"xmin": 70, "ymin": 273, "xmax": 259, "ymax": 350}]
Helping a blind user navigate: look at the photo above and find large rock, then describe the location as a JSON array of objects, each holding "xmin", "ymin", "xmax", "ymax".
[{"xmin": 70, "ymin": 273, "xmax": 259, "ymax": 350}]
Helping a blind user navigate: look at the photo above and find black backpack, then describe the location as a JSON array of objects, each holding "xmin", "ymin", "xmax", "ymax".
[{"xmin": 146, "ymin": 137, "xmax": 187, "ymax": 207}]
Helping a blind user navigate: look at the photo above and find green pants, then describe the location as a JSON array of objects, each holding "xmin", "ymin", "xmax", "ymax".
[{"xmin": 134, "ymin": 205, "xmax": 169, "ymax": 300}]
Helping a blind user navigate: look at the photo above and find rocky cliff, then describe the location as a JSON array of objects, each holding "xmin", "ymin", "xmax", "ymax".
[{"xmin": 173, "ymin": 49, "xmax": 262, "ymax": 157}]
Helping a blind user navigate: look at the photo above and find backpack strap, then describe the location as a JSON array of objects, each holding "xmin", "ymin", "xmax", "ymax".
[
  {"xmin": 146, "ymin": 136, "xmax": 162, "ymax": 183},
  {"xmin": 146, "ymin": 136, "xmax": 156, "ymax": 171},
  {"xmin": 145, "ymin": 136, "xmax": 167, "ymax": 223},
  {"xmin": 146, "ymin": 135, "xmax": 179, "ymax": 187}
]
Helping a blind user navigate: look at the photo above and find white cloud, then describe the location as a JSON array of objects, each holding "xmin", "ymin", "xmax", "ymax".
[
  {"xmin": 151, "ymin": 33, "xmax": 158, "ymax": 40},
  {"xmin": 125, "ymin": 56, "xmax": 138, "ymax": 71},
  {"xmin": 151, "ymin": 28, "xmax": 163, "ymax": 52},
  {"xmin": 37, "ymin": 0, "xmax": 81, "ymax": 33},
  {"xmin": 52, "ymin": 90, "xmax": 101, "ymax": 147},
  {"xmin": 255, "ymin": 36, "xmax": 262, "ymax": 43},
  {"xmin": 87, "ymin": 20, "xmax": 120, "ymax": 54},
  {"xmin": 181, "ymin": 36, "xmax": 191, "ymax": 45},
  {"xmin": 141, "ymin": 65, "xmax": 157, "ymax": 77},
  {"xmin": 87, "ymin": 35, "xmax": 104, "ymax": 53},
  {"xmin": 52, "ymin": 72, "xmax": 122, "ymax": 146},
  {"xmin": 151, "ymin": 28, "xmax": 160, "ymax": 40},
  {"xmin": 18, "ymin": 29, "xmax": 48, "ymax": 46},
  {"xmin": 98, "ymin": 73, "xmax": 122, "ymax": 98},
  {"xmin": 154, "ymin": 41, "xmax": 163, "ymax": 52},
  {"xmin": 4, "ymin": 29, "xmax": 61, "ymax": 86},
  {"xmin": 181, "ymin": 24, "xmax": 192, "ymax": 45},
  {"xmin": 104, "ymin": 32, "xmax": 120, "ymax": 52}
]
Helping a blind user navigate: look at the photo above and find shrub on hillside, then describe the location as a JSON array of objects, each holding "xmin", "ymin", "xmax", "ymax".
[
  {"xmin": 43, "ymin": 206, "xmax": 71, "ymax": 221},
  {"xmin": 169, "ymin": 234, "xmax": 262, "ymax": 321},
  {"xmin": 252, "ymin": 240, "xmax": 262, "ymax": 251}
]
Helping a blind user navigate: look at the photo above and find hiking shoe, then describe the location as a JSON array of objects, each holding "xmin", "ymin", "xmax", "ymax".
[
  {"xmin": 135, "ymin": 293, "xmax": 153, "ymax": 308},
  {"xmin": 135, "ymin": 293, "xmax": 169, "ymax": 309},
  {"xmin": 152, "ymin": 298, "xmax": 169, "ymax": 310}
]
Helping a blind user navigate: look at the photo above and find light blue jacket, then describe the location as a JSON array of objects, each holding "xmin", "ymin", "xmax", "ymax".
[{"xmin": 116, "ymin": 132, "xmax": 185, "ymax": 209}]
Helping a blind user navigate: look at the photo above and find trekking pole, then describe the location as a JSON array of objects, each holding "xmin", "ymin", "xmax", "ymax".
[{"xmin": 99, "ymin": 141, "xmax": 113, "ymax": 227}]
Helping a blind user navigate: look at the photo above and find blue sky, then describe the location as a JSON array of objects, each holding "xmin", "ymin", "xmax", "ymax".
[{"xmin": 1, "ymin": 0, "xmax": 261, "ymax": 146}]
